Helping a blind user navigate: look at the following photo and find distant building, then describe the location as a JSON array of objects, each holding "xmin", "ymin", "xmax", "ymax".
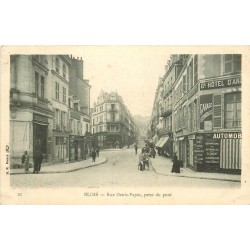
[{"xmin": 91, "ymin": 91, "xmax": 137, "ymax": 149}]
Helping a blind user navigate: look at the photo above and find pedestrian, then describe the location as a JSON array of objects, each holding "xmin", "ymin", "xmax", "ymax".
[
  {"xmin": 150, "ymin": 147, "xmax": 156, "ymax": 158},
  {"xmin": 171, "ymin": 152, "xmax": 180, "ymax": 174},
  {"xmin": 22, "ymin": 151, "xmax": 30, "ymax": 173},
  {"xmin": 141, "ymin": 144, "xmax": 150, "ymax": 154},
  {"xmin": 91, "ymin": 148, "xmax": 96, "ymax": 162},
  {"xmin": 95, "ymin": 146, "xmax": 100, "ymax": 157},
  {"xmin": 134, "ymin": 143, "xmax": 138, "ymax": 154},
  {"xmin": 33, "ymin": 149, "xmax": 43, "ymax": 174}
]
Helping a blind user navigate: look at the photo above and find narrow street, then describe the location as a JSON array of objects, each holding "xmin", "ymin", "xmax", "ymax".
[{"xmin": 10, "ymin": 148, "xmax": 240, "ymax": 189}]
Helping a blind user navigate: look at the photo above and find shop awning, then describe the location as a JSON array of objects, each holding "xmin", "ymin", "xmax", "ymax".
[
  {"xmin": 149, "ymin": 135, "xmax": 158, "ymax": 144},
  {"xmin": 158, "ymin": 136, "xmax": 169, "ymax": 148},
  {"xmin": 178, "ymin": 136, "xmax": 184, "ymax": 141},
  {"xmin": 155, "ymin": 137, "xmax": 164, "ymax": 147}
]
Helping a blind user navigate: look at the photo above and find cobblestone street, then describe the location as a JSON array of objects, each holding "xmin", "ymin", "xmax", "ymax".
[{"xmin": 10, "ymin": 148, "xmax": 240, "ymax": 189}]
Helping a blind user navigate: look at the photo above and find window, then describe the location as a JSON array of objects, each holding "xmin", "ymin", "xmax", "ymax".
[
  {"xmin": 63, "ymin": 64, "xmax": 67, "ymax": 78},
  {"xmin": 56, "ymin": 137, "xmax": 60, "ymax": 145},
  {"xmin": 55, "ymin": 82, "xmax": 60, "ymax": 100},
  {"xmin": 224, "ymin": 92, "xmax": 241, "ymax": 128},
  {"xmin": 74, "ymin": 103, "xmax": 78, "ymax": 111},
  {"xmin": 55, "ymin": 109, "xmax": 60, "ymax": 126},
  {"xmin": 193, "ymin": 101, "xmax": 197, "ymax": 131},
  {"xmin": 35, "ymin": 72, "xmax": 39, "ymax": 96},
  {"xmin": 56, "ymin": 58, "xmax": 60, "ymax": 73},
  {"xmin": 63, "ymin": 87, "xmax": 66, "ymax": 103},
  {"xmin": 194, "ymin": 55, "xmax": 198, "ymax": 84},
  {"xmin": 111, "ymin": 113, "xmax": 115, "ymax": 122},
  {"xmin": 187, "ymin": 60, "xmax": 193, "ymax": 91},
  {"xmin": 41, "ymin": 75, "xmax": 45, "ymax": 98},
  {"xmin": 224, "ymin": 54, "xmax": 241, "ymax": 74},
  {"xmin": 111, "ymin": 104, "xmax": 116, "ymax": 110},
  {"xmin": 183, "ymin": 75, "xmax": 187, "ymax": 93}
]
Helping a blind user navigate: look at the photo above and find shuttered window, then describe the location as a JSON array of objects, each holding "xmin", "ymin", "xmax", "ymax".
[{"xmin": 213, "ymin": 95, "xmax": 222, "ymax": 128}]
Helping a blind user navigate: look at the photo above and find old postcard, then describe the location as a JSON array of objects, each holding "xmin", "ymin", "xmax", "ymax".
[{"xmin": 1, "ymin": 45, "xmax": 250, "ymax": 204}]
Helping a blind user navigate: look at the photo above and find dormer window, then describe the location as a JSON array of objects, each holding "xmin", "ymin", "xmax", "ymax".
[{"xmin": 63, "ymin": 64, "xmax": 67, "ymax": 78}]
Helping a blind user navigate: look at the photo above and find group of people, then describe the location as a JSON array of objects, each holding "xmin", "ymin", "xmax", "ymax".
[
  {"xmin": 134, "ymin": 143, "xmax": 156, "ymax": 158},
  {"xmin": 135, "ymin": 143, "xmax": 181, "ymax": 174},
  {"xmin": 21, "ymin": 149, "xmax": 43, "ymax": 174},
  {"xmin": 91, "ymin": 146, "xmax": 100, "ymax": 162}
]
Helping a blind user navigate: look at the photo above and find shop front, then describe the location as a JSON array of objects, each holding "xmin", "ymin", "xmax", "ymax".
[
  {"xmin": 187, "ymin": 132, "xmax": 241, "ymax": 173},
  {"xmin": 33, "ymin": 114, "xmax": 49, "ymax": 163},
  {"xmin": 69, "ymin": 135, "xmax": 87, "ymax": 162},
  {"xmin": 155, "ymin": 135, "xmax": 172, "ymax": 157}
]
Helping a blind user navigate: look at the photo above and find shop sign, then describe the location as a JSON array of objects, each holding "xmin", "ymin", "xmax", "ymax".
[
  {"xmin": 213, "ymin": 132, "xmax": 242, "ymax": 139},
  {"xmin": 200, "ymin": 94, "xmax": 213, "ymax": 130},
  {"xmin": 200, "ymin": 77, "xmax": 241, "ymax": 90},
  {"xmin": 33, "ymin": 114, "xmax": 48, "ymax": 124},
  {"xmin": 194, "ymin": 133, "xmax": 220, "ymax": 168}
]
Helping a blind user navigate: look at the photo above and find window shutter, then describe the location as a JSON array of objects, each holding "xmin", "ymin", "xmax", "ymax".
[{"xmin": 213, "ymin": 95, "xmax": 222, "ymax": 128}]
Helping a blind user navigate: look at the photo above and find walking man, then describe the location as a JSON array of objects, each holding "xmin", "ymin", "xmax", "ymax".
[
  {"xmin": 91, "ymin": 148, "xmax": 96, "ymax": 162},
  {"xmin": 33, "ymin": 149, "xmax": 43, "ymax": 174},
  {"xmin": 134, "ymin": 143, "xmax": 138, "ymax": 154}
]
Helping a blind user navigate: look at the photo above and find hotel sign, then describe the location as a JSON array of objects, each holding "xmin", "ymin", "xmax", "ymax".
[{"xmin": 200, "ymin": 77, "xmax": 241, "ymax": 90}]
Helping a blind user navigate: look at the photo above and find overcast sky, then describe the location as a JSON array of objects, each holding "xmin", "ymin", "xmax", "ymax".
[{"xmin": 77, "ymin": 46, "xmax": 170, "ymax": 117}]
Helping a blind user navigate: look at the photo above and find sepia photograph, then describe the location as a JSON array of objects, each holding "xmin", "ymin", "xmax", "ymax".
[{"xmin": 1, "ymin": 46, "xmax": 250, "ymax": 204}]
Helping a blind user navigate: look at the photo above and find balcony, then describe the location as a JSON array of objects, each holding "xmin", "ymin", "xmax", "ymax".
[
  {"xmin": 158, "ymin": 126, "xmax": 172, "ymax": 135},
  {"xmin": 160, "ymin": 106, "xmax": 172, "ymax": 118},
  {"xmin": 108, "ymin": 108, "xmax": 118, "ymax": 112}
]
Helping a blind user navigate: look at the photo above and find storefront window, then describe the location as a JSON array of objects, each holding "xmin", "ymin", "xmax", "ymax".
[{"xmin": 224, "ymin": 92, "xmax": 241, "ymax": 128}]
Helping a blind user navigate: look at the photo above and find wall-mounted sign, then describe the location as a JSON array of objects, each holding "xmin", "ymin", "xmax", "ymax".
[
  {"xmin": 204, "ymin": 120, "xmax": 212, "ymax": 131},
  {"xmin": 200, "ymin": 94, "xmax": 213, "ymax": 130},
  {"xmin": 200, "ymin": 77, "xmax": 241, "ymax": 90}
]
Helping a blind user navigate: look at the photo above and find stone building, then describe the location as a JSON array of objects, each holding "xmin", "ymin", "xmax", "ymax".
[
  {"xmin": 68, "ymin": 57, "xmax": 91, "ymax": 161},
  {"xmin": 9, "ymin": 54, "xmax": 90, "ymax": 168},
  {"xmin": 91, "ymin": 91, "xmax": 137, "ymax": 149},
  {"xmin": 149, "ymin": 54, "xmax": 241, "ymax": 173}
]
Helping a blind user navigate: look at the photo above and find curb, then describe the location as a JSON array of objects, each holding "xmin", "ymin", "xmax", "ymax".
[
  {"xmin": 10, "ymin": 158, "xmax": 108, "ymax": 175},
  {"xmin": 151, "ymin": 165, "xmax": 241, "ymax": 183}
]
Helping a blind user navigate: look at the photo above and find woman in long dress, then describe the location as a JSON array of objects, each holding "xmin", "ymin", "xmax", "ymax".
[{"xmin": 171, "ymin": 153, "xmax": 180, "ymax": 173}]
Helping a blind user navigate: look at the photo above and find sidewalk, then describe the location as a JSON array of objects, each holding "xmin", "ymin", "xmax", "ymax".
[
  {"xmin": 10, "ymin": 156, "xmax": 108, "ymax": 175},
  {"xmin": 151, "ymin": 155, "xmax": 241, "ymax": 183}
]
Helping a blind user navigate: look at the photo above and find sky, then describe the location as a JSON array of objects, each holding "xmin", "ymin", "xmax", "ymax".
[{"xmin": 76, "ymin": 46, "xmax": 170, "ymax": 117}]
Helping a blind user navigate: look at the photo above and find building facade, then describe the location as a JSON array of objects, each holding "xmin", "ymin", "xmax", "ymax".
[
  {"xmin": 149, "ymin": 54, "xmax": 241, "ymax": 173},
  {"xmin": 68, "ymin": 57, "xmax": 91, "ymax": 162},
  {"xmin": 9, "ymin": 54, "xmax": 91, "ymax": 168},
  {"xmin": 91, "ymin": 91, "xmax": 137, "ymax": 149}
]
